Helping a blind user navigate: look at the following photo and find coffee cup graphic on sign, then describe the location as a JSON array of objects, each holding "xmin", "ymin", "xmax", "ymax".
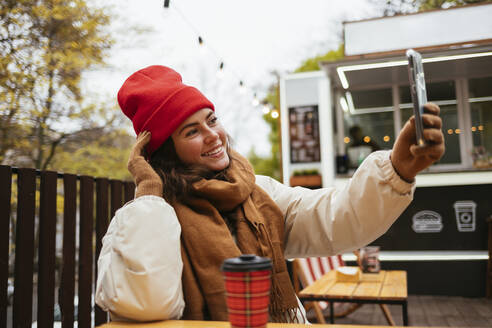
[
  {"xmin": 221, "ymin": 254, "xmax": 272, "ymax": 328},
  {"xmin": 453, "ymin": 201, "xmax": 477, "ymax": 232}
]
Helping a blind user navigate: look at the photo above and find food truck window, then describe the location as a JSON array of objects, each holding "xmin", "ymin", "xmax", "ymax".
[
  {"xmin": 340, "ymin": 87, "xmax": 394, "ymax": 169},
  {"xmin": 351, "ymin": 88, "xmax": 392, "ymax": 108},
  {"xmin": 399, "ymin": 81, "xmax": 461, "ymax": 165},
  {"xmin": 469, "ymin": 77, "xmax": 492, "ymax": 169}
]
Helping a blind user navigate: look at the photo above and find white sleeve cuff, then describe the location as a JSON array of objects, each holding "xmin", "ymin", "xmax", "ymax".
[{"xmin": 375, "ymin": 150, "xmax": 415, "ymax": 196}]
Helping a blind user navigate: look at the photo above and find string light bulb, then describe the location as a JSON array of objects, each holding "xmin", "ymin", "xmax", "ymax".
[
  {"xmin": 161, "ymin": 0, "xmax": 171, "ymax": 18},
  {"xmin": 252, "ymin": 93, "xmax": 259, "ymax": 107},
  {"xmin": 271, "ymin": 109, "xmax": 279, "ymax": 119},
  {"xmin": 216, "ymin": 61, "xmax": 224, "ymax": 78},
  {"xmin": 197, "ymin": 36, "xmax": 206, "ymax": 55},
  {"xmin": 262, "ymin": 104, "xmax": 271, "ymax": 114},
  {"xmin": 239, "ymin": 80, "xmax": 246, "ymax": 94}
]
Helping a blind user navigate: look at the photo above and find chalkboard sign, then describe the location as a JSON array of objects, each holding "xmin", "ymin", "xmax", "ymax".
[
  {"xmin": 289, "ymin": 105, "xmax": 320, "ymax": 163},
  {"xmin": 372, "ymin": 184, "xmax": 491, "ymax": 250}
]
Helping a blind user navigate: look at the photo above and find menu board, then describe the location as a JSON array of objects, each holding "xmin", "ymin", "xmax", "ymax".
[{"xmin": 289, "ymin": 105, "xmax": 320, "ymax": 163}]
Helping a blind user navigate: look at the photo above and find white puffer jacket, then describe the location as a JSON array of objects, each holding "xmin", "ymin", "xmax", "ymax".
[{"xmin": 95, "ymin": 150, "xmax": 415, "ymax": 322}]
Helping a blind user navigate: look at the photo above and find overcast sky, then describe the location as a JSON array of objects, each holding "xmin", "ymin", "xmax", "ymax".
[{"xmin": 83, "ymin": 0, "xmax": 381, "ymax": 156}]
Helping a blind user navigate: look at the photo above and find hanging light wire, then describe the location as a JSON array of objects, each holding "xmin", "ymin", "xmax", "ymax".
[{"xmin": 167, "ymin": 1, "xmax": 261, "ymax": 107}]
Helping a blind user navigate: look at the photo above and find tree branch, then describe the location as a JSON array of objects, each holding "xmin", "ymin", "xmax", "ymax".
[{"xmin": 42, "ymin": 133, "xmax": 67, "ymax": 171}]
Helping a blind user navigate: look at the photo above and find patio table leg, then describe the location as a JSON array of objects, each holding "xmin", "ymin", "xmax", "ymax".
[
  {"xmin": 402, "ymin": 301, "xmax": 408, "ymax": 326},
  {"xmin": 330, "ymin": 301, "xmax": 334, "ymax": 324}
]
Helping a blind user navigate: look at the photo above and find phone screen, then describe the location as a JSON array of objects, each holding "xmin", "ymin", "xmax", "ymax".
[{"xmin": 406, "ymin": 49, "xmax": 427, "ymax": 146}]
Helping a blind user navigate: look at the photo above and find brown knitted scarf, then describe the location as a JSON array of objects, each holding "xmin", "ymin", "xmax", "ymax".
[{"xmin": 172, "ymin": 151, "xmax": 299, "ymax": 322}]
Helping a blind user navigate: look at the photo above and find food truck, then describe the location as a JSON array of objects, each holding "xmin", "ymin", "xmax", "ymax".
[{"xmin": 279, "ymin": 3, "xmax": 492, "ymax": 297}]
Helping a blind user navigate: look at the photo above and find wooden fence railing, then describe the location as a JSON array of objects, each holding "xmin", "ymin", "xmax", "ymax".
[{"xmin": 0, "ymin": 165, "xmax": 135, "ymax": 328}]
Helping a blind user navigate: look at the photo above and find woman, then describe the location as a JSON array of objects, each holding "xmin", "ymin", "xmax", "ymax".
[{"xmin": 95, "ymin": 65, "xmax": 444, "ymax": 323}]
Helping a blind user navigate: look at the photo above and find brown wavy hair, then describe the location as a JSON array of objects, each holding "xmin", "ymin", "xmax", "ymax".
[{"xmin": 149, "ymin": 136, "xmax": 234, "ymax": 204}]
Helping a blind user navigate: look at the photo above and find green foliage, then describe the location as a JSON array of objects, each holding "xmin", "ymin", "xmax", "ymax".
[
  {"xmin": 294, "ymin": 44, "xmax": 345, "ymax": 73},
  {"xmin": 292, "ymin": 169, "xmax": 320, "ymax": 176},
  {"xmin": 0, "ymin": 0, "xmax": 115, "ymax": 170},
  {"xmin": 246, "ymin": 81, "xmax": 283, "ymax": 181},
  {"xmin": 247, "ymin": 147, "xmax": 278, "ymax": 178},
  {"xmin": 49, "ymin": 127, "xmax": 133, "ymax": 180}
]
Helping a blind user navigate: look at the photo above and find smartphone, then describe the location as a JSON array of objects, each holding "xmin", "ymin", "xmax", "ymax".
[{"xmin": 406, "ymin": 49, "xmax": 427, "ymax": 146}]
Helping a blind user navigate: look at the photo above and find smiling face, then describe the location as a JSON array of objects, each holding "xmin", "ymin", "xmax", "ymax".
[{"xmin": 171, "ymin": 108, "xmax": 230, "ymax": 172}]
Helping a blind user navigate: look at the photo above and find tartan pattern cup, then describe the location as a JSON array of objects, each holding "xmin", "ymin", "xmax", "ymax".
[{"xmin": 223, "ymin": 270, "xmax": 271, "ymax": 328}]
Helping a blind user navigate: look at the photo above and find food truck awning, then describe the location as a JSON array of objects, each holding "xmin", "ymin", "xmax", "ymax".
[
  {"xmin": 320, "ymin": 45, "xmax": 492, "ymax": 90},
  {"xmin": 321, "ymin": 3, "xmax": 492, "ymax": 90}
]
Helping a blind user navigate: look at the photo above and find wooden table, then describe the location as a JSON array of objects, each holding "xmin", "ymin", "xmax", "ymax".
[
  {"xmin": 98, "ymin": 320, "xmax": 414, "ymax": 327},
  {"xmin": 298, "ymin": 269, "xmax": 408, "ymax": 326}
]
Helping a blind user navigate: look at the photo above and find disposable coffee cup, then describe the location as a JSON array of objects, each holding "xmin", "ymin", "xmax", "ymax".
[
  {"xmin": 360, "ymin": 246, "xmax": 380, "ymax": 273},
  {"xmin": 221, "ymin": 254, "xmax": 272, "ymax": 328}
]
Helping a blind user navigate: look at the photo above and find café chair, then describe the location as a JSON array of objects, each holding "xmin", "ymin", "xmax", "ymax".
[
  {"xmin": 293, "ymin": 252, "xmax": 396, "ymax": 325},
  {"xmin": 292, "ymin": 255, "xmax": 362, "ymax": 323}
]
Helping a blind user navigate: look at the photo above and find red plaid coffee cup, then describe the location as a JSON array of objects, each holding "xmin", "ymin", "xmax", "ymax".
[{"xmin": 221, "ymin": 254, "xmax": 272, "ymax": 328}]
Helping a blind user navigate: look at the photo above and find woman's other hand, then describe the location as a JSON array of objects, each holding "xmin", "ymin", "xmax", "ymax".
[
  {"xmin": 391, "ymin": 103, "xmax": 445, "ymax": 183},
  {"xmin": 128, "ymin": 131, "xmax": 163, "ymax": 198}
]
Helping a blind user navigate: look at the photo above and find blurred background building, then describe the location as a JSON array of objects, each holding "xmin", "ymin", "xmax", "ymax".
[{"xmin": 280, "ymin": 3, "xmax": 492, "ymax": 297}]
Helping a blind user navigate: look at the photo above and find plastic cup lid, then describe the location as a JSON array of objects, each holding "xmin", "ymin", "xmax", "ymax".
[{"xmin": 221, "ymin": 254, "xmax": 272, "ymax": 272}]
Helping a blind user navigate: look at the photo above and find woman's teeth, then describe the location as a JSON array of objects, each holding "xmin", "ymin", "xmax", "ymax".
[{"xmin": 203, "ymin": 146, "xmax": 222, "ymax": 156}]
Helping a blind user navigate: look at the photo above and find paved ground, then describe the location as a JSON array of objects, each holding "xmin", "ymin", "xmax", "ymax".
[{"xmin": 306, "ymin": 294, "xmax": 492, "ymax": 327}]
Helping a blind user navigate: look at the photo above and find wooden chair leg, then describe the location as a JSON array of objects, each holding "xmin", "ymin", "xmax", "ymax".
[
  {"xmin": 312, "ymin": 302, "xmax": 326, "ymax": 324},
  {"xmin": 379, "ymin": 304, "xmax": 396, "ymax": 326}
]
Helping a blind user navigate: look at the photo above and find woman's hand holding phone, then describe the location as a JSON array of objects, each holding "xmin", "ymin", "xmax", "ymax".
[{"xmin": 390, "ymin": 102, "xmax": 445, "ymax": 183}]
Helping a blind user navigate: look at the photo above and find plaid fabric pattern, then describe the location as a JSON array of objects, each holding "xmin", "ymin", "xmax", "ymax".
[{"xmin": 224, "ymin": 270, "xmax": 271, "ymax": 328}]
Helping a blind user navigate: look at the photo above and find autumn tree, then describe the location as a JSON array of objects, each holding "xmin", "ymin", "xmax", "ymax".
[
  {"xmin": 50, "ymin": 127, "xmax": 134, "ymax": 180},
  {"xmin": 0, "ymin": 0, "xmax": 114, "ymax": 169}
]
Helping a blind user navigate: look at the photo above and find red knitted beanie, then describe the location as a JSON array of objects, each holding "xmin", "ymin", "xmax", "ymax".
[{"xmin": 118, "ymin": 65, "xmax": 215, "ymax": 156}]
